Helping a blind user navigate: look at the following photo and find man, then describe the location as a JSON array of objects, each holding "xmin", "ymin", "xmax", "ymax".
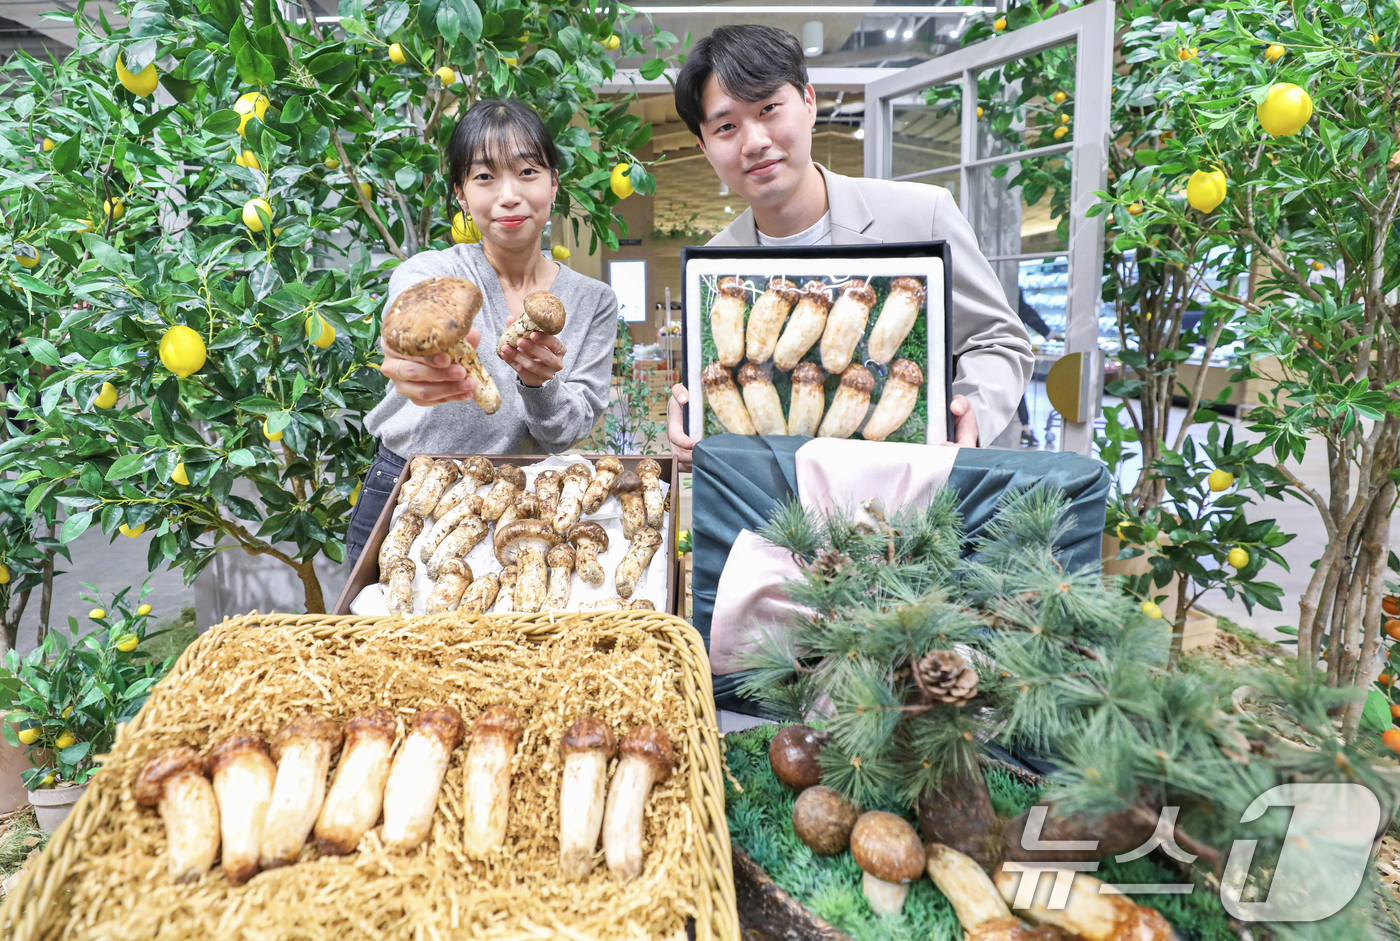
[{"xmin": 665, "ymin": 25, "xmax": 1033, "ymax": 468}]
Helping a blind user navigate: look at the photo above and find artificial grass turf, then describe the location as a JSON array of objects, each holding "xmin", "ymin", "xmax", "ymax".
[{"xmin": 723, "ymin": 724, "xmax": 1239, "ymax": 941}]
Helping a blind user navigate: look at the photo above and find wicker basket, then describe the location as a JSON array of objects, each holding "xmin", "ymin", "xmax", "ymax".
[{"xmin": 0, "ymin": 611, "xmax": 738, "ymax": 941}]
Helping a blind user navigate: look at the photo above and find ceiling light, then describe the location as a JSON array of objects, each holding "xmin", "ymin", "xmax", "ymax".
[
  {"xmin": 724, "ymin": 206, "xmax": 734, "ymax": 214},
  {"xmin": 802, "ymin": 20, "xmax": 824, "ymax": 57},
  {"xmin": 853, "ymin": 126, "xmax": 865, "ymax": 140},
  {"xmin": 886, "ymin": 27, "xmax": 897, "ymax": 38},
  {"xmin": 903, "ymin": 28, "xmax": 914, "ymax": 38}
]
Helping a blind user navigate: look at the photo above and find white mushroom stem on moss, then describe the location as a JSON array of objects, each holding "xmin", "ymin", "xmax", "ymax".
[
  {"xmin": 603, "ymin": 724, "xmax": 674, "ymax": 881},
  {"xmin": 206, "ymin": 732, "xmax": 277, "ymax": 885},
  {"xmin": 134, "ymin": 746, "xmax": 221, "ymax": 883},
  {"xmin": 559, "ymin": 717, "xmax": 617, "ymax": 880},
  {"xmin": 259, "ymin": 715, "xmax": 343, "ymax": 869},
  {"xmin": 314, "ymin": 709, "xmax": 396, "ymax": 856},
  {"xmin": 462, "ymin": 706, "xmax": 523, "ymax": 858},
  {"xmin": 926, "ymin": 842, "xmax": 1040, "ymax": 941},
  {"xmin": 381, "ymin": 705, "xmax": 464, "ymax": 853}
]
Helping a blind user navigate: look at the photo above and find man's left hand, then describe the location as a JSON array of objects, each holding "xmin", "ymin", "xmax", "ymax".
[
  {"xmin": 499, "ymin": 315, "xmax": 567, "ymax": 387},
  {"xmin": 945, "ymin": 394, "xmax": 978, "ymax": 447}
]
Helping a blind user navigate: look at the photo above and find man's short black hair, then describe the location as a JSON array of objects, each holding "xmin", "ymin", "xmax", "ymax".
[
  {"xmin": 674, "ymin": 25, "xmax": 809, "ymax": 140},
  {"xmin": 447, "ymin": 98, "xmax": 559, "ymax": 195}
]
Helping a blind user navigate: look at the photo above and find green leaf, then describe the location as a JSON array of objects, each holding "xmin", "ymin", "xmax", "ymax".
[
  {"xmin": 105, "ymin": 453, "xmax": 147, "ymax": 481},
  {"xmin": 236, "ymin": 42, "xmax": 275, "ymax": 86},
  {"xmin": 59, "ymin": 511, "xmax": 93, "ymax": 544},
  {"xmin": 25, "ymin": 338, "xmax": 61, "ymax": 367},
  {"xmin": 639, "ymin": 58, "xmax": 667, "ymax": 80},
  {"xmin": 51, "ymin": 134, "xmax": 81, "ymax": 174},
  {"xmin": 1361, "ymin": 690, "xmax": 1392, "ymax": 733},
  {"xmin": 228, "ymin": 449, "xmax": 256, "ymax": 467}
]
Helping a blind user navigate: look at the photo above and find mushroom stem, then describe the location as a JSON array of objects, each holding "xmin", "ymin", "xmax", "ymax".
[
  {"xmin": 615, "ymin": 528, "xmax": 661, "ymax": 599},
  {"xmin": 602, "ymin": 725, "xmax": 673, "ymax": 881},
  {"xmin": 926, "ymin": 842, "xmax": 1016, "ymax": 931},
  {"xmin": 207, "ymin": 733, "xmax": 277, "ymax": 885},
  {"xmin": 379, "ymin": 512, "xmax": 424, "ymax": 585},
  {"xmin": 434, "ymin": 457, "xmax": 495, "ymax": 519},
  {"xmin": 491, "ymin": 566, "xmax": 518, "ymax": 613},
  {"xmin": 559, "ymin": 717, "xmax": 617, "ymax": 881},
  {"xmin": 135, "ymin": 747, "xmax": 221, "ymax": 883},
  {"xmin": 612, "ymin": 470, "xmax": 647, "ymax": 540},
  {"xmin": 569, "ymin": 522, "xmax": 609, "ymax": 587},
  {"xmin": 386, "ymin": 557, "xmax": 416, "ymax": 615},
  {"xmin": 448, "ymin": 335, "xmax": 502, "ymax": 414},
  {"xmin": 992, "ymin": 866, "xmax": 1175, "ymax": 941},
  {"xmin": 709, "ymin": 276, "xmax": 749, "ymax": 367},
  {"xmin": 428, "ymin": 514, "xmax": 488, "ymax": 579},
  {"xmin": 421, "ymin": 495, "xmax": 483, "ymax": 563},
  {"xmin": 637, "ymin": 460, "xmax": 665, "ymax": 531},
  {"xmin": 583, "ymin": 457, "xmax": 623, "ymax": 515},
  {"xmin": 462, "ymin": 706, "xmax": 523, "ymax": 858},
  {"xmin": 460, "ymin": 573, "xmax": 500, "ymax": 614},
  {"xmin": 381, "ymin": 705, "xmax": 464, "ymax": 853},
  {"xmin": 260, "ymin": 716, "xmax": 343, "ymax": 869},
  {"xmin": 863, "ymin": 872, "xmax": 911, "ymax": 916},
  {"xmin": 314, "ymin": 709, "xmax": 396, "ymax": 856},
  {"xmin": 545, "ymin": 545, "xmax": 576, "ymax": 610},
  {"xmin": 554, "ymin": 463, "xmax": 593, "ymax": 534}
]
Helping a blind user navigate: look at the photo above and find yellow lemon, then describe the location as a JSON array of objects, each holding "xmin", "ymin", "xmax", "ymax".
[
  {"xmin": 137, "ymin": 603, "xmax": 153, "ymax": 616},
  {"xmin": 1114, "ymin": 521, "xmax": 1129, "ymax": 539},
  {"xmin": 41, "ymin": 137, "xmax": 54, "ymax": 152},
  {"xmin": 603, "ymin": 34, "xmax": 621, "ymax": 51},
  {"xmin": 610, "ymin": 164, "xmax": 635, "ymax": 199},
  {"xmin": 452, "ymin": 212, "xmax": 482, "ymax": 244},
  {"xmin": 79, "ymin": 218, "xmax": 94, "ymax": 233},
  {"xmin": 503, "ymin": 56, "xmax": 518, "ymax": 66},
  {"xmin": 1053, "ymin": 125, "xmax": 1068, "ymax": 140},
  {"xmin": 115, "ymin": 54, "xmax": 159, "ymax": 97},
  {"xmin": 89, "ymin": 606, "xmax": 106, "ymax": 619},
  {"xmin": 1310, "ymin": 260, "xmax": 1324, "ymax": 271},
  {"xmin": 1257, "ymin": 83, "xmax": 1313, "ymax": 137},
  {"xmin": 119, "ymin": 522, "xmax": 145, "ymax": 538},
  {"xmin": 1177, "ymin": 47, "xmax": 1198, "ymax": 61},
  {"xmin": 14, "ymin": 245, "xmax": 38, "ymax": 269},
  {"xmin": 104, "ymin": 198, "xmax": 124, "ymax": 220},
  {"xmin": 39, "ymin": 773, "xmax": 54, "ymax": 787},
  {"xmin": 116, "ymin": 634, "xmax": 139, "ymax": 652},
  {"xmin": 55, "ymin": 732, "xmax": 75, "ymax": 749},
  {"xmin": 1141, "ymin": 601, "xmax": 1163, "ymax": 620},
  {"xmin": 1127, "ymin": 203, "xmax": 1144, "ymax": 215},
  {"xmin": 263, "ymin": 419, "xmax": 283, "ymax": 442},
  {"xmin": 389, "ymin": 43, "xmax": 407, "ymax": 64},
  {"xmin": 0, "ymin": 564, "xmax": 9, "ymax": 585},
  {"xmin": 359, "ymin": 182, "xmax": 375, "ymax": 201},
  {"xmin": 306, "ymin": 314, "xmax": 336, "ymax": 349},
  {"xmin": 993, "ymin": 16, "xmax": 1007, "ymax": 30},
  {"xmin": 1208, "ymin": 468, "xmax": 1235, "ymax": 492},
  {"xmin": 234, "ymin": 149, "xmax": 261, "ymax": 171},
  {"xmin": 349, "ymin": 481, "xmax": 362, "ymax": 507},
  {"xmin": 243, "ymin": 197, "xmax": 273, "ymax": 232},
  {"xmin": 235, "ymin": 91, "xmax": 269, "ymax": 137},
  {"xmin": 1186, "ymin": 168, "xmax": 1227, "ymax": 213},
  {"xmin": 436, "ymin": 66, "xmax": 457, "ymax": 86},
  {"xmin": 1053, "ymin": 90, "xmax": 1067, "ymax": 104},
  {"xmin": 324, "ymin": 157, "xmax": 340, "ymax": 171},
  {"xmin": 1227, "ymin": 547, "xmax": 1249, "ymax": 569},
  {"xmin": 552, "ymin": 244, "xmax": 571, "ymax": 262},
  {"xmin": 976, "ymin": 106, "xmax": 983, "ymax": 118},
  {"xmin": 171, "ymin": 461, "xmax": 189, "ymax": 486},
  {"xmin": 1264, "ymin": 43, "xmax": 1285, "ymax": 62},
  {"xmin": 1370, "ymin": 32, "xmax": 1381, "ymax": 45},
  {"xmin": 93, "ymin": 381, "xmax": 118, "ymax": 410},
  {"xmin": 61, "ymin": 706, "xmax": 71, "ymax": 719},
  {"xmin": 159, "ymin": 324, "xmax": 207, "ymax": 378},
  {"xmin": 1059, "ymin": 113, "xmax": 1070, "ymax": 124},
  {"xmin": 18, "ymin": 728, "xmax": 39, "ymax": 745}
]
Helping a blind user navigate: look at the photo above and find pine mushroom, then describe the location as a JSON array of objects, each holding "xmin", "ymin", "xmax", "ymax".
[
  {"xmin": 535, "ymin": 470, "xmax": 563, "ymax": 520},
  {"xmin": 709, "ymin": 276, "xmax": 749, "ymax": 367},
  {"xmin": 421, "ymin": 494, "xmax": 484, "ymax": 564},
  {"xmin": 314, "ymin": 709, "xmax": 397, "ymax": 856},
  {"xmin": 554, "ymin": 462, "xmax": 593, "ymax": 534},
  {"xmin": 386, "ymin": 557, "xmax": 416, "ymax": 615},
  {"xmin": 926, "ymin": 843, "xmax": 1062, "ymax": 941},
  {"xmin": 701, "ymin": 362, "xmax": 756, "ymax": 435},
  {"xmin": 745, "ymin": 277, "xmax": 801, "ymax": 365},
  {"xmin": 427, "ymin": 558, "xmax": 474, "ymax": 613},
  {"xmin": 462, "ymin": 705, "xmax": 523, "ymax": 858},
  {"xmin": 379, "ymin": 512, "xmax": 424, "ymax": 585},
  {"xmin": 206, "ymin": 732, "xmax": 277, "ymax": 885},
  {"xmin": 816, "ymin": 364, "xmax": 875, "ymax": 439},
  {"xmin": 791, "ymin": 785, "xmax": 857, "ymax": 856},
  {"xmin": 382, "ymin": 276, "xmax": 502, "ymax": 413},
  {"xmin": 497, "ymin": 489, "xmax": 540, "ymax": 530},
  {"xmin": 819, "ymin": 279, "xmax": 877, "ymax": 374},
  {"xmin": 769, "ymin": 724, "xmax": 827, "ymax": 789},
  {"xmin": 611, "ymin": 470, "xmax": 646, "ymax": 539},
  {"xmin": 481, "ymin": 463, "xmax": 526, "ymax": 521},
  {"xmin": 636, "ymin": 459, "xmax": 665, "ymax": 530},
  {"xmin": 615, "ymin": 527, "xmax": 661, "ymax": 599},
  {"xmin": 396, "ymin": 455, "xmax": 435, "ymax": 506},
  {"xmin": 499, "ymin": 290, "xmax": 567, "ymax": 354},
  {"xmin": 381, "ymin": 705, "xmax": 464, "ymax": 852},
  {"xmin": 583, "ymin": 456, "xmax": 624, "ymax": 515},
  {"xmin": 559, "ymin": 717, "xmax": 617, "ymax": 880},
  {"xmin": 863, "ymin": 359, "xmax": 924, "ymax": 442},
  {"xmin": 850, "ymin": 811, "xmax": 927, "ymax": 916},
  {"xmin": 134, "ymin": 746, "xmax": 221, "ymax": 883},
  {"xmin": 602, "ymin": 724, "xmax": 673, "ymax": 881},
  {"xmin": 786, "ymin": 361, "xmax": 827, "ymax": 437},
  {"xmin": 407, "ymin": 458, "xmax": 461, "ymax": 517},
  {"xmin": 544, "ymin": 544, "xmax": 577, "ymax": 610},
  {"xmin": 427, "ymin": 513, "xmax": 489, "ymax": 580},
  {"xmin": 774, "ymin": 281, "xmax": 833, "ymax": 371},
  {"xmin": 569, "ymin": 521, "xmax": 609, "ymax": 587},
  {"xmin": 260, "ymin": 715, "xmax": 343, "ymax": 869},
  {"xmin": 735, "ymin": 364, "xmax": 788, "ymax": 436},
  {"xmin": 992, "ymin": 865, "xmax": 1175, "ymax": 941},
  {"xmin": 492, "ymin": 565, "xmax": 519, "ymax": 613},
  {"xmin": 435, "ymin": 456, "xmax": 496, "ymax": 518},
  {"xmin": 495, "ymin": 519, "xmax": 561, "ymax": 614},
  {"xmin": 867, "ymin": 277, "xmax": 927, "ymax": 365},
  {"xmin": 459, "ymin": 572, "xmax": 500, "ymax": 614}
]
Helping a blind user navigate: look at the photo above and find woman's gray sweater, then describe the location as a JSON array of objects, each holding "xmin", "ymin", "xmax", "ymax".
[{"xmin": 365, "ymin": 243, "xmax": 619, "ymax": 457}]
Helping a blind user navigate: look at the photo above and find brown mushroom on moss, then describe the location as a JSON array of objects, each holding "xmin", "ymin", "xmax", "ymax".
[
  {"xmin": 382, "ymin": 277, "xmax": 502, "ymax": 413},
  {"xmin": 569, "ymin": 521, "xmax": 609, "ymax": 587},
  {"xmin": 135, "ymin": 746, "xmax": 221, "ymax": 883},
  {"xmin": 791, "ymin": 785, "xmax": 858, "ymax": 856},
  {"xmin": 851, "ymin": 811, "xmax": 927, "ymax": 916},
  {"xmin": 499, "ymin": 290, "xmax": 567, "ymax": 354},
  {"xmin": 769, "ymin": 724, "xmax": 828, "ymax": 790},
  {"xmin": 495, "ymin": 519, "xmax": 561, "ymax": 614}
]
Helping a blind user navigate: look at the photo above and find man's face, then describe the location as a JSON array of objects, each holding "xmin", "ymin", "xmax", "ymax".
[{"xmin": 697, "ymin": 78, "xmax": 817, "ymax": 210}]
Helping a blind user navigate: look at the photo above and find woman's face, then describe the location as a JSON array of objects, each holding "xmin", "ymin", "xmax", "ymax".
[{"xmin": 456, "ymin": 140, "xmax": 558, "ymax": 252}]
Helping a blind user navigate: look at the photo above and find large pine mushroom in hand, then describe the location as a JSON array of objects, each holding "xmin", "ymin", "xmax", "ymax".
[
  {"xmin": 850, "ymin": 811, "xmax": 927, "ymax": 916},
  {"xmin": 462, "ymin": 706, "xmax": 523, "ymax": 858},
  {"xmin": 315, "ymin": 709, "xmax": 397, "ymax": 856},
  {"xmin": 495, "ymin": 519, "xmax": 561, "ymax": 614},
  {"xmin": 569, "ymin": 522, "xmax": 609, "ymax": 587},
  {"xmin": 381, "ymin": 705, "xmax": 464, "ymax": 853},
  {"xmin": 499, "ymin": 290, "xmax": 566, "ymax": 355},
  {"xmin": 260, "ymin": 716, "xmax": 343, "ymax": 869},
  {"xmin": 206, "ymin": 732, "xmax": 277, "ymax": 885},
  {"xmin": 134, "ymin": 746, "xmax": 221, "ymax": 883},
  {"xmin": 559, "ymin": 717, "xmax": 617, "ymax": 880},
  {"xmin": 709, "ymin": 276, "xmax": 749, "ymax": 367},
  {"xmin": 603, "ymin": 724, "xmax": 673, "ymax": 881},
  {"xmin": 615, "ymin": 527, "xmax": 661, "ymax": 599},
  {"xmin": 382, "ymin": 277, "xmax": 502, "ymax": 413}
]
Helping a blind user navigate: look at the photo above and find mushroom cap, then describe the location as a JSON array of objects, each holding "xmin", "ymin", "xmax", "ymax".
[
  {"xmin": 637, "ymin": 459, "xmax": 662, "ymax": 480},
  {"xmin": 429, "ymin": 458, "xmax": 461, "ymax": 482},
  {"xmin": 494, "ymin": 464, "xmax": 526, "ymax": 490},
  {"xmin": 594, "ymin": 456, "xmax": 623, "ymax": 476},
  {"xmin": 511, "ymin": 491, "xmax": 540, "ymax": 520},
  {"xmin": 838, "ymin": 363, "xmax": 876, "ymax": 395},
  {"xmin": 382, "ymin": 277, "xmax": 483, "ymax": 356},
  {"xmin": 547, "ymin": 543, "xmax": 576, "ymax": 569},
  {"xmin": 407, "ymin": 455, "xmax": 434, "ymax": 478},
  {"xmin": 792, "ymin": 785, "xmax": 858, "ymax": 856},
  {"xmin": 735, "ymin": 363, "xmax": 773, "ymax": 388},
  {"xmin": 563, "ymin": 462, "xmax": 593, "ymax": 484},
  {"xmin": 389, "ymin": 557, "xmax": 416, "ymax": 580},
  {"xmin": 271, "ymin": 715, "xmax": 342, "ymax": 763},
  {"xmin": 840, "ymin": 279, "xmax": 877, "ymax": 309},
  {"xmin": 205, "ymin": 732, "xmax": 272, "ymax": 778},
  {"xmin": 412, "ymin": 704, "xmax": 465, "ymax": 750},
  {"xmin": 792, "ymin": 362, "xmax": 826, "ymax": 387},
  {"xmin": 799, "ymin": 280, "xmax": 833, "ymax": 309},
  {"xmin": 611, "ymin": 469, "xmax": 644, "ymax": 497},
  {"xmin": 472, "ymin": 704, "xmax": 522, "ymax": 746},
  {"xmin": 522, "ymin": 291, "xmax": 567, "ymax": 334},
  {"xmin": 619, "ymin": 724, "xmax": 673, "ymax": 782},
  {"xmin": 889, "ymin": 359, "xmax": 924, "ymax": 388},
  {"xmin": 462, "ymin": 456, "xmax": 497, "ymax": 485},
  {"xmin": 535, "ymin": 469, "xmax": 562, "ymax": 492},
  {"xmin": 717, "ymin": 276, "xmax": 747, "ymax": 298},
  {"xmin": 458, "ymin": 494, "xmax": 485, "ymax": 517},
  {"xmin": 768, "ymin": 724, "xmax": 828, "ymax": 790},
  {"xmin": 569, "ymin": 520, "xmax": 609, "ymax": 552},
  {"xmin": 343, "ymin": 709, "xmax": 397, "ymax": 748},
  {"xmin": 629, "ymin": 528, "xmax": 662, "ymax": 551},
  {"xmin": 764, "ymin": 278, "xmax": 801, "ymax": 303},
  {"xmin": 561, "ymin": 716, "xmax": 616, "ymax": 758},
  {"xmin": 134, "ymin": 746, "xmax": 205, "ymax": 807},
  {"xmin": 889, "ymin": 277, "xmax": 927, "ymax": 304},
  {"xmin": 701, "ymin": 362, "xmax": 737, "ymax": 392},
  {"xmin": 850, "ymin": 811, "xmax": 926, "ymax": 883},
  {"xmin": 495, "ymin": 518, "xmax": 562, "ymax": 564},
  {"xmin": 438, "ymin": 557, "xmax": 473, "ymax": 582},
  {"xmin": 627, "ymin": 599, "xmax": 655, "ymax": 611}
]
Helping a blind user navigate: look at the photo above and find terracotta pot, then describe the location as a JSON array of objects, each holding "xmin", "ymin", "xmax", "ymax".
[{"xmin": 29, "ymin": 782, "xmax": 87, "ymax": 832}]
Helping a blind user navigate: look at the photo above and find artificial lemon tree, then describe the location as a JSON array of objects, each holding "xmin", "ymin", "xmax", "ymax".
[{"xmin": 0, "ymin": 0, "xmax": 671, "ymax": 613}]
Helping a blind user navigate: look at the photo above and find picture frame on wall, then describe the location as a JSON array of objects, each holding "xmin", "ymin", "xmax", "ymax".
[{"xmin": 680, "ymin": 241, "xmax": 954, "ymax": 445}]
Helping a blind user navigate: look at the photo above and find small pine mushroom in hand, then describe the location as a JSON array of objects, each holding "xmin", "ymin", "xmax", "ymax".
[
  {"xmin": 559, "ymin": 717, "xmax": 617, "ymax": 880},
  {"xmin": 498, "ymin": 290, "xmax": 567, "ymax": 355},
  {"xmin": 134, "ymin": 746, "xmax": 221, "ymax": 883},
  {"xmin": 603, "ymin": 724, "xmax": 674, "ymax": 881}
]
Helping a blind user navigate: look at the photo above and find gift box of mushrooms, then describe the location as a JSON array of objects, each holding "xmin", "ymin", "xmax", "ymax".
[
  {"xmin": 681, "ymin": 246, "xmax": 952, "ymax": 447},
  {"xmin": 332, "ymin": 453, "xmax": 680, "ymax": 617},
  {"xmin": 0, "ymin": 612, "xmax": 737, "ymax": 941}
]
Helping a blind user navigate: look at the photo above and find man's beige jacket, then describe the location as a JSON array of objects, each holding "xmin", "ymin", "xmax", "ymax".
[{"xmin": 707, "ymin": 164, "xmax": 1034, "ymax": 443}]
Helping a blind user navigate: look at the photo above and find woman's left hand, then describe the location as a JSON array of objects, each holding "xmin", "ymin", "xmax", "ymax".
[{"xmin": 499, "ymin": 315, "xmax": 567, "ymax": 387}]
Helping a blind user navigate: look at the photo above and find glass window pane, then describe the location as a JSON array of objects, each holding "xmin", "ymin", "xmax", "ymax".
[
  {"xmin": 909, "ymin": 167, "xmax": 961, "ymax": 206},
  {"xmin": 890, "ymin": 86, "xmax": 962, "ymax": 179},
  {"xmin": 972, "ymin": 43, "xmax": 1078, "ymax": 158}
]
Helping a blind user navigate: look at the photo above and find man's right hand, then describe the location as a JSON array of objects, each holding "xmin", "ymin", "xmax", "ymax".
[
  {"xmin": 380, "ymin": 331, "xmax": 480, "ymax": 407},
  {"xmin": 667, "ymin": 383, "xmax": 698, "ymax": 472}
]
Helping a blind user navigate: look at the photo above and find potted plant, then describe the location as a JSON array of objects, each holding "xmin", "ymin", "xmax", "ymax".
[{"xmin": 0, "ymin": 581, "xmax": 172, "ymax": 830}]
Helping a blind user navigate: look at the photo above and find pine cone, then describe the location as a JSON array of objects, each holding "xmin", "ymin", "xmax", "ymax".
[
  {"xmin": 913, "ymin": 649, "xmax": 978, "ymax": 706},
  {"xmin": 807, "ymin": 549, "xmax": 852, "ymax": 582}
]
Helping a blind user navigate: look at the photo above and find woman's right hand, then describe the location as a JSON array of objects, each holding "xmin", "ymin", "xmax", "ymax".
[{"xmin": 380, "ymin": 330, "xmax": 481, "ymax": 406}]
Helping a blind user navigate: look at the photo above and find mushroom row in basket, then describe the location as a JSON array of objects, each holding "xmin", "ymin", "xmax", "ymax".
[
  {"xmin": 379, "ymin": 455, "xmax": 668, "ymax": 615},
  {"xmin": 135, "ymin": 706, "xmax": 673, "ymax": 887}
]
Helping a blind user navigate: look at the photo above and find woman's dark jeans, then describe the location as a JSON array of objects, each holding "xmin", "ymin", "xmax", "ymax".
[{"xmin": 345, "ymin": 444, "xmax": 407, "ymax": 569}]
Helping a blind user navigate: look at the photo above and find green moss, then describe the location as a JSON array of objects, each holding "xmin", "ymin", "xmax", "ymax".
[{"xmin": 724, "ymin": 725, "xmax": 1238, "ymax": 941}]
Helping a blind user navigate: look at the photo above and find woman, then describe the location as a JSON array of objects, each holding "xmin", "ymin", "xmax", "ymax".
[{"xmin": 346, "ymin": 98, "xmax": 619, "ymax": 566}]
